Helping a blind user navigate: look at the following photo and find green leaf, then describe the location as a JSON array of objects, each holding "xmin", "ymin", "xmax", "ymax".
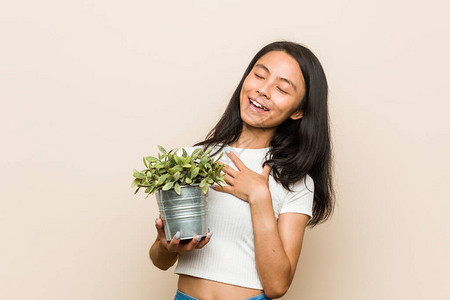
[
  {"xmin": 192, "ymin": 148, "xmax": 202, "ymax": 159},
  {"xmin": 158, "ymin": 145, "xmax": 167, "ymax": 154},
  {"xmin": 131, "ymin": 179, "xmax": 140, "ymax": 188},
  {"xmin": 202, "ymin": 185, "xmax": 209, "ymax": 194},
  {"xmin": 215, "ymin": 151, "xmax": 224, "ymax": 162},
  {"xmin": 185, "ymin": 177, "xmax": 192, "ymax": 184},
  {"xmin": 174, "ymin": 171, "xmax": 181, "ymax": 181},
  {"xmin": 157, "ymin": 174, "xmax": 169, "ymax": 185},
  {"xmin": 162, "ymin": 181, "xmax": 174, "ymax": 191},
  {"xmin": 174, "ymin": 154, "xmax": 183, "ymax": 165},
  {"xmin": 174, "ymin": 182, "xmax": 181, "ymax": 195},
  {"xmin": 191, "ymin": 167, "xmax": 199, "ymax": 179},
  {"xmin": 154, "ymin": 162, "xmax": 165, "ymax": 169},
  {"xmin": 144, "ymin": 156, "xmax": 158, "ymax": 163},
  {"xmin": 199, "ymin": 179, "xmax": 206, "ymax": 188},
  {"xmin": 205, "ymin": 146, "xmax": 213, "ymax": 155},
  {"xmin": 182, "ymin": 164, "xmax": 191, "ymax": 168},
  {"xmin": 133, "ymin": 169, "xmax": 146, "ymax": 179},
  {"xmin": 143, "ymin": 157, "xmax": 148, "ymax": 168},
  {"xmin": 199, "ymin": 156, "xmax": 208, "ymax": 169},
  {"xmin": 168, "ymin": 147, "xmax": 178, "ymax": 154},
  {"xmin": 182, "ymin": 148, "xmax": 188, "ymax": 157},
  {"xmin": 169, "ymin": 165, "xmax": 183, "ymax": 174},
  {"xmin": 134, "ymin": 187, "xmax": 141, "ymax": 194}
]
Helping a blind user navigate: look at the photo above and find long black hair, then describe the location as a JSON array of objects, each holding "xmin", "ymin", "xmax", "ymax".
[{"xmin": 194, "ymin": 41, "xmax": 334, "ymax": 227}]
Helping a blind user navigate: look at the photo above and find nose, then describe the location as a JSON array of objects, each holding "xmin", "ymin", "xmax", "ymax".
[{"xmin": 257, "ymin": 82, "xmax": 271, "ymax": 99}]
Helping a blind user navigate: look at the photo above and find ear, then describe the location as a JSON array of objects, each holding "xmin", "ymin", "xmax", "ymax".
[{"xmin": 289, "ymin": 110, "xmax": 303, "ymax": 120}]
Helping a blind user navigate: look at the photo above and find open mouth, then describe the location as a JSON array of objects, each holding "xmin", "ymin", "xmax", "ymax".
[{"xmin": 249, "ymin": 98, "xmax": 269, "ymax": 111}]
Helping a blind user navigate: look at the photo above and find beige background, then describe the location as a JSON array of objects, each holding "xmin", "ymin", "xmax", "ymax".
[{"xmin": 1, "ymin": 0, "xmax": 449, "ymax": 299}]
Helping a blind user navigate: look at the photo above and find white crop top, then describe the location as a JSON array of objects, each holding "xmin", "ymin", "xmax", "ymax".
[{"xmin": 174, "ymin": 145, "xmax": 314, "ymax": 290}]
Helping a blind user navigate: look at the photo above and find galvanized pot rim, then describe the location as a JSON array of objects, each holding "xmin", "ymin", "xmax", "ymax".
[
  {"xmin": 178, "ymin": 183, "xmax": 200, "ymax": 188},
  {"xmin": 156, "ymin": 183, "xmax": 202, "ymax": 194}
]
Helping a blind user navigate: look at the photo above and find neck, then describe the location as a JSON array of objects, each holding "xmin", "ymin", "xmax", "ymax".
[{"xmin": 229, "ymin": 123, "xmax": 276, "ymax": 149}]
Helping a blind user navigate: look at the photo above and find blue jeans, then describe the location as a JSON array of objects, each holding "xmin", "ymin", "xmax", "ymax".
[{"xmin": 174, "ymin": 289, "xmax": 272, "ymax": 300}]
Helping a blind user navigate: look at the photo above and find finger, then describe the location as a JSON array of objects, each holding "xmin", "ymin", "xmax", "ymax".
[
  {"xmin": 197, "ymin": 230, "xmax": 213, "ymax": 249},
  {"xmin": 225, "ymin": 148, "xmax": 247, "ymax": 171},
  {"xmin": 222, "ymin": 173, "xmax": 235, "ymax": 185},
  {"xmin": 261, "ymin": 163, "xmax": 273, "ymax": 178},
  {"xmin": 222, "ymin": 164, "xmax": 238, "ymax": 178},
  {"xmin": 167, "ymin": 231, "xmax": 181, "ymax": 252},
  {"xmin": 211, "ymin": 184, "xmax": 232, "ymax": 194},
  {"xmin": 184, "ymin": 235, "xmax": 202, "ymax": 252},
  {"xmin": 155, "ymin": 218, "xmax": 168, "ymax": 242}
]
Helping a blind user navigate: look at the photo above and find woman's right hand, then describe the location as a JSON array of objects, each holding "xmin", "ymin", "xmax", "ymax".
[{"xmin": 155, "ymin": 218, "xmax": 213, "ymax": 254}]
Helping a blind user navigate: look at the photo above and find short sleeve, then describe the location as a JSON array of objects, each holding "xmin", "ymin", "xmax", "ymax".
[{"xmin": 280, "ymin": 174, "xmax": 314, "ymax": 217}]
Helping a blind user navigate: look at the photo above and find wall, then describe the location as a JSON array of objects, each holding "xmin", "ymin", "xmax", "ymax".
[{"xmin": 1, "ymin": 0, "xmax": 449, "ymax": 299}]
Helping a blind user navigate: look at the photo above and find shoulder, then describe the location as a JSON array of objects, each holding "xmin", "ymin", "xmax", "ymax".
[
  {"xmin": 289, "ymin": 174, "xmax": 314, "ymax": 195},
  {"xmin": 278, "ymin": 174, "xmax": 314, "ymax": 217}
]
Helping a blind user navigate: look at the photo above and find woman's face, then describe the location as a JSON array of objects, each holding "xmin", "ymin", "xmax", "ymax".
[{"xmin": 239, "ymin": 51, "xmax": 306, "ymax": 130}]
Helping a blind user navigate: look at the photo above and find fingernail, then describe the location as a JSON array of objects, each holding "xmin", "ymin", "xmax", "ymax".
[
  {"xmin": 196, "ymin": 235, "xmax": 202, "ymax": 242},
  {"xmin": 208, "ymin": 230, "xmax": 214, "ymax": 239},
  {"xmin": 225, "ymin": 147, "xmax": 230, "ymax": 154},
  {"xmin": 268, "ymin": 162, "xmax": 274, "ymax": 167},
  {"xmin": 210, "ymin": 184, "xmax": 216, "ymax": 189},
  {"xmin": 208, "ymin": 227, "xmax": 210, "ymax": 233},
  {"xmin": 175, "ymin": 232, "xmax": 180, "ymax": 240}
]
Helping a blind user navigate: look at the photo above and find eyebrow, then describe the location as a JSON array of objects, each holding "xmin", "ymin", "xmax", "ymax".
[{"xmin": 254, "ymin": 63, "xmax": 298, "ymax": 91}]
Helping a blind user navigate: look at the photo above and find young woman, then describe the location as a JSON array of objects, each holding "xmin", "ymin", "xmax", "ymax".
[{"xmin": 150, "ymin": 41, "xmax": 335, "ymax": 300}]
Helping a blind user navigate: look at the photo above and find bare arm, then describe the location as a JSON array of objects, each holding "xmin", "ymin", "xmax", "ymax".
[{"xmin": 249, "ymin": 192, "xmax": 309, "ymax": 298}]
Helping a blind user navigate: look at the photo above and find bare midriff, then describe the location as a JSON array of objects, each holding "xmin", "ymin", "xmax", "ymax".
[{"xmin": 178, "ymin": 274, "xmax": 263, "ymax": 300}]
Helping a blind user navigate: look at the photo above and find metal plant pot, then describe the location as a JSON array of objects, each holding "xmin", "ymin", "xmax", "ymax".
[{"xmin": 155, "ymin": 184, "xmax": 208, "ymax": 241}]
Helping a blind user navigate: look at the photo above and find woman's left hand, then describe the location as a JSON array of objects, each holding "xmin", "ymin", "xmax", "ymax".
[{"xmin": 210, "ymin": 149, "xmax": 272, "ymax": 203}]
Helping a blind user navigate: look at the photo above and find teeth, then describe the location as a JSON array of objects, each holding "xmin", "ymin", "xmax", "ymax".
[
  {"xmin": 250, "ymin": 99, "xmax": 268, "ymax": 111},
  {"xmin": 251, "ymin": 100, "xmax": 262, "ymax": 108}
]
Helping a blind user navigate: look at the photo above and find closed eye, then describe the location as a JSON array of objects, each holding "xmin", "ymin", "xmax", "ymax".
[
  {"xmin": 277, "ymin": 87, "xmax": 288, "ymax": 94},
  {"xmin": 255, "ymin": 73, "xmax": 264, "ymax": 79}
]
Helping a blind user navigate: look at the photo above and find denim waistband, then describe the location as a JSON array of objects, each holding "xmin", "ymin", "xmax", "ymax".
[
  {"xmin": 174, "ymin": 289, "xmax": 271, "ymax": 300},
  {"xmin": 174, "ymin": 290, "xmax": 197, "ymax": 300}
]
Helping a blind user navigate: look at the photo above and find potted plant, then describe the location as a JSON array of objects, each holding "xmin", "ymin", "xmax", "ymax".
[{"xmin": 132, "ymin": 145, "xmax": 225, "ymax": 241}]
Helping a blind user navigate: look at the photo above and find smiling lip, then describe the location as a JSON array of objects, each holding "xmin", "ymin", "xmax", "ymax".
[{"xmin": 248, "ymin": 98, "xmax": 269, "ymax": 112}]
